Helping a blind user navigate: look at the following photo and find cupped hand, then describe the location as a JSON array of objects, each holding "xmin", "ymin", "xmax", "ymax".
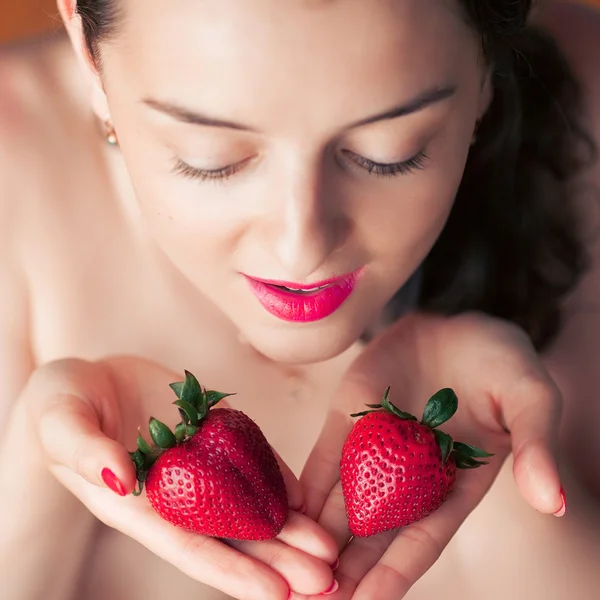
[
  {"xmin": 299, "ymin": 311, "xmax": 563, "ymax": 599},
  {"xmin": 21, "ymin": 356, "xmax": 338, "ymax": 600}
]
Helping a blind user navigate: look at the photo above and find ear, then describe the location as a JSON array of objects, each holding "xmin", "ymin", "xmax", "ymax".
[{"xmin": 56, "ymin": 0, "xmax": 111, "ymax": 122}]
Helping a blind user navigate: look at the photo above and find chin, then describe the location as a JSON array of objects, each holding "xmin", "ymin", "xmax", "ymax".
[{"xmin": 243, "ymin": 321, "xmax": 364, "ymax": 365}]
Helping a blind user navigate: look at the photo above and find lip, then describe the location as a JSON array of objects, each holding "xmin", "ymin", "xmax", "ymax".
[{"xmin": 243, "ymin": 269, "xmax": 363, "ymax": 323}]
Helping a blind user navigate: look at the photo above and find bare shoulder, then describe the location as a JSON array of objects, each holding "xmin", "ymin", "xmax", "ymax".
[
  {"xmin": 0, "ymin": 43, "xmax": 35, "ymax": 244},
  {"xmin": 0, "ymin": 34, "xmax": 74, "ymax": 234},
  {"xmin": 0, "ymin": 39, "xmax": 47, "ymax": 262},
  {"xmin": 0, "ymin": 32, "xmax": 97, "ymax": 254},
  {"xmin": 0, "ymin": 34, "xmax": 67, "ymax": 145},
  {"xmin": 0, "ymin": 35, "xmax": 79, "ymax": 412}
]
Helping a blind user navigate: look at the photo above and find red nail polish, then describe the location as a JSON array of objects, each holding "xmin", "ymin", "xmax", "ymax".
[
  {"xmin": 101, "ymin": 468, "xmax": 127, "ymax": 496},
  {"xmin": 553, "ymin": 486, "xmax": 566, "ymax": 517},
  {"xmin": 329, "ymin": 558, "xmax": 340, "ymax": 570},
  {"xmin": 320, "ymin": 579, "xmax": 339, "ymax": 595}
]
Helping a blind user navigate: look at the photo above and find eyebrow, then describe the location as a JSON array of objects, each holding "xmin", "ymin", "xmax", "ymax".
[
  {"xmin": 351, "ymin": 84, "xmax": 457, "ymax": 127},
  {"xmin": 141, "ymin": 84, "xmax": 457, "ymax": 133}
]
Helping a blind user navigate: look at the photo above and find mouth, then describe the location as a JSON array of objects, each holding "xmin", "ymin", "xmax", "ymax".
[{"xmin": 243, "ymin": 269, "xmax": 364, "ymax": 323}]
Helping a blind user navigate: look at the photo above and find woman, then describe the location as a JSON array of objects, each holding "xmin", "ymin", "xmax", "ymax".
[{"xmin": 0, "ymin": 0, "xmax": 598, "ymax": 599}]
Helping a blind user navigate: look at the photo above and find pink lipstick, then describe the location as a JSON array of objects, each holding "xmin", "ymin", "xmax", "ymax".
[{"xmin": 244, "ymin": 269, "xmax": 363, "ymax": 322}]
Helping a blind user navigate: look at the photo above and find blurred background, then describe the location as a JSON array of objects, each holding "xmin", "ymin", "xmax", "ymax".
[
  {"xmin": 2, "ymin": 0, "xmax": 59, "ymax": 44},
  {"xmin": 1, "ymin": 0, "xmax": 600, "ymax": 45}
]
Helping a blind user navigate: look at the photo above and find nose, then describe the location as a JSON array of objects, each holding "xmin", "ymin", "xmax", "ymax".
[{"xmin": 268, "ymin": 163, "xmax": 348, "ymax": 280}]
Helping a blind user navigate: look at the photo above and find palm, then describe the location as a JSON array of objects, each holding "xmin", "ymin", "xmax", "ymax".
[
  {"xmin": 35, "ymin": 357, "xmax": 338, "ymax": 599},
  {"xmin": 300, "ymin": 312, "xmax": 562, "ymax": 599}
]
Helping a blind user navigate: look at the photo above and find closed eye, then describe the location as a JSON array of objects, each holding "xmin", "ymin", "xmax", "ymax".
[
  {"xmin": 172, "ymin": 149, "xmax": 429, "ymax": 183},
  {"xmin": 171, "ymin": 156, "xmax": 252, "ymax": 182},
  {"xmin": 344, "ymin": 149, "xmax": 429, "ymax": 177}
]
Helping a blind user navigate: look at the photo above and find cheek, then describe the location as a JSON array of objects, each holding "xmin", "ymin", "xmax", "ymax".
[
  {"xmin": 120, "ymin": 152, "xmax": 248, "ymax": 277},
  {"xmin": 358, "ymin": 134, "xmax": 471, "ymax": 273},
  {"xmin": 146, "ymin": 185, "xmax": 228, "ymax": 256},
  {"xmin": 106, "ymin": 110, "xmax": 248, "ymax": 274},
  {"xmin": 121, "ymin": 136, "xmax": 248, "ymax": 254}
]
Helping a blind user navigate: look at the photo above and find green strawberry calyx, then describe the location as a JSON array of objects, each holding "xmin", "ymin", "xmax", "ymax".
[
  {"xmin": 129, "ymin": 370, "xmax": 235, "ymax": 496},
  {"xmin": 350, "ymin": 387, "xmax": 494, "ymax": 469}
]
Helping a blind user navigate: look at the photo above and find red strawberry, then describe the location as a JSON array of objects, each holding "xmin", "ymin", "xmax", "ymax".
[
  {"xmin": 130, "ymin": 371, "xmax": 288, "ymax": 541},
  {"xmin": 340, "ymin": 387, "xmax": 492, "ymax": 537}
]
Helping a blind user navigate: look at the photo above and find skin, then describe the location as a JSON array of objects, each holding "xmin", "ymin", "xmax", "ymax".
[
  {"xmin": 79, "ymin": 0, "xmax": 490, "ymax": 364},
  {"xmin": 0, "ymin": 1, "xmax": 598, "ymax": 599}
]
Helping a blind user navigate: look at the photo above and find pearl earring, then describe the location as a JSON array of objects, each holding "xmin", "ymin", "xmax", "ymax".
[{"xmin": 102, "ymin": 115, "xmax": 119, "ymax": 146}]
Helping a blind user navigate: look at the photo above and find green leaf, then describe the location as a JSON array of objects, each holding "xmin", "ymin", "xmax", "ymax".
[
  {"xmin": 186, "ymin": 424, "xmax": 198, "ymax": 437},
  {"xmin": 380, "ymin": 386, "xmax": 418, "ymax": 421},
  {"xmin": 453, "ymin": 441, "xmax": 494, "ymax": 458},
  {"xmin": 434, "ymin": 430, "xmax": 454, "ymax": 465},
  {"xmin": 198, "ymin": 387, "xmax": 209, "ymax": 420},
  {"xmin": 129, "ymin": 449, "xmax": 145, "ymax": 473},
  {"xmin": 174, "ymin": 400, "xmax": 199, "ymax": 426},
  {"xmin": 350, "ymin": 400, "xmax": 385, "ymax": 418},
  {"xmin": 144, "ymin": 453, "xmax": 158, "ymax": 470},
  {"xmin": 169, "ymin": 381, "xmax": 184, "ymax": 400},
  {"xmin": 180, "ymin": 371, "xmax": 203, "ymax": 409},
  {"xmin": 175, "ymin": 422, "xmax": 186, "ymax": 442},
  {"xmin": 148, "ymin": 418, "xmax": 177, "ymax": 449},
  {"xmin": 454, "ymin": 455, "xmax": 488, "ymax": 469},
  {"xmin": 136, "ymin": 432, "xmax": 153, "ymax": 455},
  {"xmin": 205, "ymin": 390, "xmax": 236, "ymax": 408},
  {"xmin": 421, "ymin": 388, "xmax": 458, "ymax": 428},
  {"xmin": 350, "ymin": 409, "xmax": 378, "ymax": 418}
]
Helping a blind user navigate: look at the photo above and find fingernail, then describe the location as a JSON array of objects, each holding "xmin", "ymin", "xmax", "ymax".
[
  {"xmin": 553, "ymin": 486, "xmax": 566, "ymax": 517},
  {"xmin": 329, "ymin": 558, "xmax": 340, "ymax": 570},
  {"xmin": 101, "ymin": 468, "xmax": 127, "ymax": 496},
  {"xmin": 320, "ymin": 579, "xmax": 339, "ymax": 595}
]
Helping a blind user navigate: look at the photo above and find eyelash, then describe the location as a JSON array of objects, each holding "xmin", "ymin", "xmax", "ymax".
[
  {"xmin": 345, "ymin": 149, "xmax": 429, "ymax": 177},
  {"xmin": 171, "ymin": 158, "xmax": 248, "ymax": 182},
  {"xmin": 172, "ymin": 149, "xmax": 429, "ymax": 182}
]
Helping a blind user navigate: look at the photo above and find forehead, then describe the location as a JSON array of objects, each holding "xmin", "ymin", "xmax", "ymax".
[{"xmin": 108, "ymin": 0, "xmax": 478, "ymax": 130}]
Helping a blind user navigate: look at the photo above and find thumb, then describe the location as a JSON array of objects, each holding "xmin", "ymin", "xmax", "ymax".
[
  {"xmin": 300, "ymin": 405, "xmax": 355, "ymax": 521},
  {"xmin": 503, "ymin": 376, "xmax": 565, "ymax": 515},
  {"xmin": 25, "ymin": 359, "xmax": 136, "ymax": 496}
]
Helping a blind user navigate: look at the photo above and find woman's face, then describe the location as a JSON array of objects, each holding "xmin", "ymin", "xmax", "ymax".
[{"xmin": 94, "ymin": 0, "xmax": 489, "ymax": 363}]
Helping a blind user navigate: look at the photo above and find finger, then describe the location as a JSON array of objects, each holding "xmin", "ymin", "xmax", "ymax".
[
  {"xmin": 228, "ymin": 538, "xmax": 333, "ymax": 597},
  {"xmin": 328, "ymin": 463, "xmax": 499, "ymax": 600},
  {"xmin": 316, "ymin": 481, "xmax": 352, "ymax": 552},
  {"xmin": 502, "ymin": 376, "xmax": 564, "ymax": 514},
  {"xmin": 272, "ymin": 448, "xmax": 304, "ymax": 512},
  {"xmin": 276, "ymin": 510, "xmax": 340, "ymax": 563},
  {"xmin": 21, "ymin": 359, "xmax": 136, "ymax": 494},
  {"xmin": 33, "ymin": 392, "xmax": 136, "ymax": 494},
  {"xmin": 332, "ymin": 530, "xmax": 397, "ymax": 600},
  {"xmin": 55, "ymin": 466, "xmax": 291, "ymax": 600},
  {"xmin": 300, "ymin": 404, "xmax": 356, "ymax": 520},
  {"xmin": 229, "ymin": 512, "xmax": 337, "ymax": 596}
]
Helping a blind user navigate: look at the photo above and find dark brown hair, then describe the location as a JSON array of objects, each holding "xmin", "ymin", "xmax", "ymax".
[{"xmin": 76, "ymin": 0, "xmax": 596, "ymax": 350}]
